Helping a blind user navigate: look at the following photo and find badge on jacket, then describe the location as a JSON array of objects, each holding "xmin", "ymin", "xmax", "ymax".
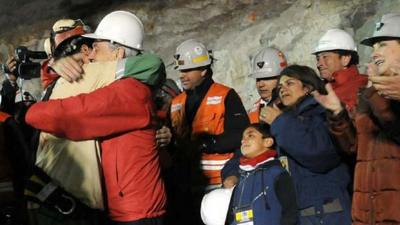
[{"xmin": 234, "ymin": 205, "xmax": 254, "ymax": 225}]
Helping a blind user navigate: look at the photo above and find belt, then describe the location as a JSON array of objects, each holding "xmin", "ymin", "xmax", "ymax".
[
  {"xmin": 29, "ymin": 202, "xmax": 105, "ymax": 221},
  {"xmin": 25, "ymin": 166, "xmax": 92, "ymax": 219},
  {"xmin": 300, "ymin": 198, "xmax": 343, "ymax": 217}
]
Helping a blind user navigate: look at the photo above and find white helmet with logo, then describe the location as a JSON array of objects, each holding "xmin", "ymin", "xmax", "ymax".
[
  {"xmin": 83, "ymin": 10, "xmax": 144, "ymax": 50},
  {"xmin": 313, "ymin": 29, "xmax": 357, "ymax": 54},
  {"xmin": 200, "ymin": 187, "xmax": 234, "ymax": 225},
  {"xmin": 174, "ymin": 39, "xmax": 212, "ymax": 70},
  {"xmin": 361, "ymin": 13, "xmax": 400, "ymax": 46},
  {"xmin": 249, "ymin": 47, "xmax": 288, "ymax": 79}
]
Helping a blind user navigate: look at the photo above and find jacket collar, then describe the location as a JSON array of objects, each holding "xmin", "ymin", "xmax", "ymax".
[
  {"xmin": 283, "ymin": 95, "xmax": 319, "ymax": 114},
  {"xmin": 331, "ymin": 65, "xmax": 361, "ymax": 88},
  {"xmin": 186, "ymin": 75, "xmax": 214, "ymax": 97}
]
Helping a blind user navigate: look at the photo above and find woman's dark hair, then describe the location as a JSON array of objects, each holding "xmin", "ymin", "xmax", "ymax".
[
  {"xmin": 279, "ymin": 64, "xmax": 327, "ymax": 95},
  {"xmin": 53, "ymin": 36, "xmax": 94, "ymax": 59}
]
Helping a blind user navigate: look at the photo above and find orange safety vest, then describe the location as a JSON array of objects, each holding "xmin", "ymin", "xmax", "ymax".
[
  {"xmin": 171, "ymin": 83, "xmax": 234, "ymax": 185},
  {"xmin": 248, "ymin": 98, "xmax": 269, "ymax": 124}
]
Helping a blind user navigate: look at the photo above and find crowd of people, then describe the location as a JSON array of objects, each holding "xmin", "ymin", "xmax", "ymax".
[{"xmin": 0, "ymin": 9, "xmax": 399, "ymax": 225}]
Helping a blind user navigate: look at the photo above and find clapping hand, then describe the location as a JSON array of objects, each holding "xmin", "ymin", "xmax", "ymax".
[{"xmin": 312, "ymin": 83, "xmax": 343, "ymax": 115}]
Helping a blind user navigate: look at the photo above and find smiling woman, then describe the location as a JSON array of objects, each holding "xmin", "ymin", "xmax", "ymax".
[
  {"xmin": 277, "ymin": 65, "xmax": 327, "ymax": 108},
  {"xmin": 259, "ymin": 64, "xmax": 352, "ymax": 225}
]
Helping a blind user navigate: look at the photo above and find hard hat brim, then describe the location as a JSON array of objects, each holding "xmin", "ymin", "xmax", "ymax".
[
  {"xmin": 361, "ymin": 36, "xmax": 400, "ymax": 47},
  {"xmin": 312, "ymin": 48, "xmax": 357, "ymax": 55},
  {"xmin": 82, "ymin": 33, "xmax": 144, "ymax": 50},
  {"xmin": 82, "ymin": 32, "xmax": 105, "ymax": 40},
  {"xmin": 249, "ymin": 72, "xmax": 280, "ymax": 79}
]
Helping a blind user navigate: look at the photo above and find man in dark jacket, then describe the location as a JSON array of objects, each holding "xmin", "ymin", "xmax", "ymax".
[{"xmin": 169, "ymin": 39, "xmax": 249, "ymax": 225}]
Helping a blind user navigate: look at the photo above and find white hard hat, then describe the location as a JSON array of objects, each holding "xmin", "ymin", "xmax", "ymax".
[
  {"xmin": 361, "ymin": 13, "xmax": 400, "ymax": 46},
  {"xmin": 83, "ymin": 10, "xmax": 144, "ymax": 50},
  {"xmin": 200, "ymin": 187, "xmax": 234, "ymax": 225},
  {"xmin": 313, "ymin": 29, "xmax": 357, "ymax": 54},
  {"xmin": 249, "ymin": 47, "xmax": 287, "ymax": 79},
  {"xmin": 174, "ymin": 39, "xmax": 212, "ymax": 70}
]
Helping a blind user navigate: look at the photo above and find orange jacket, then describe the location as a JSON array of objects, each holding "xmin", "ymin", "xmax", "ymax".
[
  {"xmin": 248, "ymin": 99, "xmax": 260, "ymax": 124},
  {"xmin": 248, "ymin": 99, "xmax": 270, "ymax": 124},
  {"xmin": 171, "ymin": 83, "xmax": 234, "ymax": 185}
]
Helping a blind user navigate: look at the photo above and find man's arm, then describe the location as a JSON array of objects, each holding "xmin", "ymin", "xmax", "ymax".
[
  {"xmin": 327, "ymin": 109, "xmax": 357, "ymax": 154},
  {"xmin": 275, "ymin": 172, "xmax": 298, "ymax": 225},
  {"xmin": 221, "ymin": 149, "xmax": 241, "ymax": 188},
  {"xmin": 26, "ymin": 78, "xmax": 152, "ymax": 141}
]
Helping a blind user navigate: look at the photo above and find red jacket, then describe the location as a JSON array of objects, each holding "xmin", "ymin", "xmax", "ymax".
[
  {"xmin": 329, "ymin": 87, "xmax": 400, "ymax": 225},
  {"xmin": 331, "ymin": 65, "xmax": 367, "ymax": 112},
  {"xmin": 40, "ymin": 59, "xmax": 59, "ymax": 89},
  {"xmin": 26, "ymin": 78, "xmax": 166, "ymax": 222}
]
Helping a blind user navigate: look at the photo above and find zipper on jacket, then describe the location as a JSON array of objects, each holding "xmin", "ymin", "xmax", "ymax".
[{"xmin": 238, "ymin": 173, "xmax": 250, "ymax": 207}]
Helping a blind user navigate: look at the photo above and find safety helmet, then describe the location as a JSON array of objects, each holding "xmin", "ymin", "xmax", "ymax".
[
  {"xmin": 43, "ymin": 38, "xmax": 52, "ymax": 57},
  {"xmin": 50, "ymin": 19, "xmax": 89, "ymax": 54},
  {"xmin": 174, "ymin": 39, "xmax": 212, "ymax": 70},
  {"xmin": 361, "ymin": 13, "xmax": 400, "ymax": 46},
  {"xmin": 83, "ymin": 10, "xmax": 144, "ymax": 50},
  {"xmin": 249, "ymin": 47, "xmax": 287, "ymax": 79},
  {"xmin": 313, "ymin": 29, "xmax": 357, "ymax": 54},
  {"xmin": 200, "ymin": 187, "xmax": 234, "ymax": 225}
]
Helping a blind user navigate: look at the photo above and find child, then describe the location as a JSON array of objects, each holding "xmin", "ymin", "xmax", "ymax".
[{"xmin": 228, "ymin": 123, "xmax": 298, "ymax": 225}]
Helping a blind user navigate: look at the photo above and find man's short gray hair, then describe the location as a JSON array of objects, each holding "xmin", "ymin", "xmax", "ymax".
[{"xmin": 108, "ymin": 41, "xmax": 139, "ymax": 57}]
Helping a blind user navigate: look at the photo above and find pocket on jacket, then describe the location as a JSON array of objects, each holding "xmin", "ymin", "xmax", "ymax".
[{"xmin": 192, "ymin": 113, "xmax": 217, "ymax": 132}]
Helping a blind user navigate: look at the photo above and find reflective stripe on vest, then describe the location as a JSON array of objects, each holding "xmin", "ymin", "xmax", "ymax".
[
  {"xmin": 201, "ymin": 152, "xmax": 234, "ymax": 185},
  {"xmin": 171, "ymin": 83, "xmax": 234, "ymax": 185},
  {"xmin": 0, "ymin": 181, "xmax": 13, "ymax": 193}
]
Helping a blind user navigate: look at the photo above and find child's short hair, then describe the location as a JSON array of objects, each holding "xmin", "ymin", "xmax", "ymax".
[{"xmin": 247, "ymin": 123, "xmax": 272, "ymax": 139}]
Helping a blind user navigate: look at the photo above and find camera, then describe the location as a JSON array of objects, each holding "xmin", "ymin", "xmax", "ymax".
[{"xmin": 2, "ymin": 46, "xmax": 48, "ymax": 79}]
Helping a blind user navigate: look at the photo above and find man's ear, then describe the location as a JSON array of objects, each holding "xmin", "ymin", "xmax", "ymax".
[
  {"xmin": 200, "ymin": 68, "xmax": 207, "ymax": 77},
  {"xmin": 263, "ymin": 137, "xmax": 274, "ymax": 148},
  {"xmin": 116, "ymin": 47, "xmax": 125, "ymax": 60},
  {"xmin": 340, "ymin": 55, "xmax": 351, "ymax": 68},
  {"xmin": 80, "ymin": 44, "xmax": 90, "ymax": 55}
]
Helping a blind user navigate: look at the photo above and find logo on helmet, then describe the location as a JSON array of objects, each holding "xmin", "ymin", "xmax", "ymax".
[
  {"xmin": 194, "ymin": 46, "xmax": 203, "ymax": 55},
  {"xmin": 376, "ymin": 22, "xmax": 384, "ymax": 31},
  {"xmin": 257, "ymin": 61, "xmax": 265, "ymax": 69},
  {"xmin": 278, "ymin": 51, "xmax": 287, "ymax": 68}
]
